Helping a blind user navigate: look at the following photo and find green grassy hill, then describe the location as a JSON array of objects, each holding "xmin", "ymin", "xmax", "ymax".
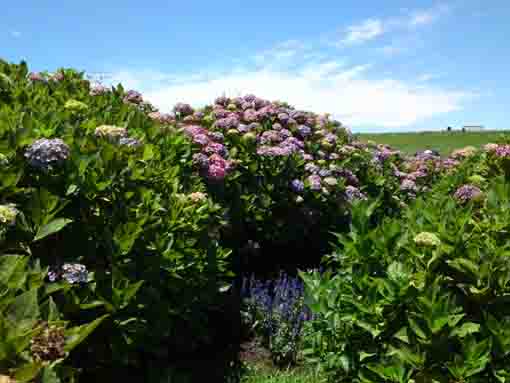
[{"xmin": 357, "ymin": 130, "xmax": 510, "ymax": 156}]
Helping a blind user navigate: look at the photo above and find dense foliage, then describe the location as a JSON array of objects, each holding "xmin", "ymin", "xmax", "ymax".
[
  {"xmin": 300, "ymin": 148, "xmax": 510, "ymax": 382},
  {"xmin": 2, "ymin": 58, "xmax": 509, "ymax": 382}
]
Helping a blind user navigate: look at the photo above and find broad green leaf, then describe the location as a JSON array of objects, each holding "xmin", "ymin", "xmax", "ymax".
[
  {"xmin": 13, "ymin": 363, "xmax": 43, "ymax": 383},
  {"xmin": 64, "ymin": 314, "xmax": 109, "ymax": 353},
  {"xmin": 450, "ymin": 322, "xmax": 480, "ymax": 338},
  {"xmin": 6, "ymin": 288, "xmax": 39, "ymax": 331},
  {"xmin": 34, "ymin": 218, "xmax": 73, "ymax": 241}
]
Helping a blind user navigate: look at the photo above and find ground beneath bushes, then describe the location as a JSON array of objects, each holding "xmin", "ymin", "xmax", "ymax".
[{"xmin": 240, "ymin": 337, "xmax": 272, "ymax": 366}]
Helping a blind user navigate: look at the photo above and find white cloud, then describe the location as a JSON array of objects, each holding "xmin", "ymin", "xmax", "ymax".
[
  {"xmin": 409, "ymin": 4, "xmax": 450, "ymax": 27},
  {"xmin": 418, "ymin": 73, "xmax": 442, "ymax": 82},
  {"xmin": 337, "ymin": 3, "xmax": 451, "ymax": 47},
  {"xmin": 341, "ymin": 19, "xmax": 384, "ymax": 45},
  {"xmin": 108, "ymin": 58, "xmax": 473, "ymax": 128}
]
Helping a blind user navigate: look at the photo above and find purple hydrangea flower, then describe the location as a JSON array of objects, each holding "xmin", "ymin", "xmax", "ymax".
[
  {"xmin": 318, "ymin": 168, "xmax": 332, "ymax": 177},
  {"xmin": 192, "ymin": 153, "xmax": 210, "ymax": 168},
  {"xmin": 28, "ymin": 72, "xmax": 46, "ymax": 82},
  {"xmin": 453, "ymin": 184, "xmax": 483, "ymax": 204},
  {"xmin": 192, "ymin": 134, "xmax": 210, "ymax": 146},
  {"xmin": 345, "ymin": 185, "xmax": 367, "ymax": 202},
  {"xmin": 123, "ymin": 90, "xmax": 143, "ymax": 105},
  {"xmin": 307, "ymin": 175, "xmax": 322, "ymax": 191},
  {"xmin": 89, "ymin": 84, "xmax": 109, "ymax": 96},
  {"xmin": 297, "ymin": 125, "xmax": 312, "ymax": 138},
  {"xmin": 24, "ymin": 138, "xmax": 70, "ymax": 172},
  {"xmin": 290, "ymin": 179, "xmax": 305, "ymax": 193},
  {"xmin": 243, "ymin": 109, "xmax": 258, "ymax": 123},
  {"xmin": 208, "ymin": 131, "xmax": 225, "ymax": 142},
  {"xmin": 61, "ymin": 263, "xmax": 88, "ymax": 284},
  {"xmin": 204, "ymin": 142, "xmax": 227, "ymax": 157},
  {"xmin": 400, "ymin": 179, "xmax": 418, "ymax": 193},
  {"xmin": 173, "ymin": 102, "xmax": 194, "ymax": 116},
  {"xmin": 214, "ymin": 95, "xmax": 229, "ymax": 106},
  {"xmin": 304, "ymin": 163, "xmax": 319, "ymax": 174},
  {"xmin": 495, "ymin": 145, "xmax": 510, "ymax": 158},
  {"xmin": 119, "ymin": 137, "xmax": 142, "ymax": 148}
]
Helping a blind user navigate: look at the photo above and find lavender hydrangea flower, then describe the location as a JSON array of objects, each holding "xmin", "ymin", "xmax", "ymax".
[
  {"xmin": 204, "ymin": 142, "xmax": 227, "ymax": 157},
  {"xmin": 495, "ymin": 144, "xmax": 510, "ymax": 158},
  {"xmin": 192, "ymin": 153, "xmax": 210, "ymax": 169},
  {"xmin": 208, "ymin": 131, "xmax": 225, "ymax": 142},
  {"xmin": 28, "ymin": 72, "xmax": 46, "ymax": 82},
  {"xmin": 123, "ymin": 90, "xmax": 143, "ymax": 105},
  {"xmin": 304, "ymin": 163, "xmax": 319, "ymax": 174},
  {"xmin": 307, "ymin": 175, "xmax": 322, "ymax": 191},
  {"xmin": 345, "ymin": 185, "xmax": 367, "ymax": 202},
  {"xmin": 290, "ymin": 179, "xmax": 304, "ymax": 193},
  {"xmin": 214, "ymin": 95, "xmax": 229, "ymax": 106},
  {"xmin": 453, "ymin": 184, "xmax": 484, "ymax": 204},
  {"xmin": 119, "ymin": 137, "xmax": 142, "ymax": 148},
  {"xmin": 297, "ymin": 125, "xmax": 312, "ymax": 138},
  {"xmin": 400, "ymin": 179, "xmax": 418, "ymax": 193},
  {"xmin": 25, "ymin": 138, "xmax": 70, "ymax": 172},
  {"xmin": 60, "ymin": 263, "xmax": 88, "ymax": 284},
  {"xmin": 192, "ymin": 133, "xmax": 210, "ymax": 146},
  {"xmin": 89, "ymin": 84, "xmax": 109, "ymax": 96},
  {"xmin": 173, "ymin": 102, "xmax": 194, "ymax": 116},
  {"xmin": 318, "ymin": 168, "xmax": 332, "ymax": 177}
]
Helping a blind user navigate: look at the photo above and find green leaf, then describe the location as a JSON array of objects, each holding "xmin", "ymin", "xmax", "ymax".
[
  {"xmin": 34, "ymin": 218, "xmax": 73, "ymax": 241},
  {"xmin": 13, "ymin": 362, "xmax": 43, "ymax": 383},
  {"xmin": 6, "ymin": 288, "xmax": 39, "ymax": 331},
  {"xmin": 64, "ymin": 314, "xmax": 109, "ymax": 353},
  {"xmin": 451, "ymin": 322, "xmax": 480, "ymax": 338},
  {"xmin": 0, "ymin": 255, "xmax": 28, "ymax": 289},
  {"xmin": 41, "ymin": 367, "xmax": 60, "ymax": 383},
  {"xmin": 447, "ymin": 258, "xmax": 479, "ymax": 280}
]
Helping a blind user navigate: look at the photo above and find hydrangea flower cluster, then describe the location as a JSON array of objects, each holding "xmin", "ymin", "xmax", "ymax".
[
  {"xmin": 494, "ymin": 144, "xmax": 510, "ymax": 159},
  {"xmin": 89, "ymin": 84, "xmax": 109, "ymax": 96},
  {"xmin": 184, "ymin": 125, "xmax": 235, "ymax": 181},
  {"xmin": 453, "ymin": 184, "xmax": 484, "ymax": 204},
  {"xmin": 24, "ymin": 138, "xmax": 70, "ymax": 172},
  {"xmin": 414, "ymin": 232, "xmax": 441, "ymax": 247},
  {"xmin": 94, "ymin": 125, "xmax": 128, "ymax": 140},
  {"xmin": 28, "ymin": 72, "xmax": 46, "ymax": 82},
  {"xmin": 30, "ymin": 322, "xmax": 66, "ymax": 362},
  {"xmin": 345, "ymin": 185, "xmax": 367, "ymax": 202},
  {"xmin": 49, "ymin": 71, "xmax": 65, "ymax": 82},
  {"xmin": 173, "ymin": 102, "xmax": 194, "ymax": 117},
  {"xmin": 147, "ymin": 111, "xmax": 175, "ymax": 125},
  {"xmin": 48, "ymin": 263, "xmax": 88, "ymax": 284},
  {"xmin": 0, "ymin": 204, "xmax": 18, "ymax": 226},
  {"xmin": 119, "ymin": 137, "xmax": 142, "ymax": 149},
  {"xmin": 451, "ymin": 146, "xmax": 478, "ymax": 159},
  {"xmin": 123, "ymin": 90, "xmax": 143, "ymax": 105},
  {"xmin": 188, "ymin": 191, "xmax": 207, "ymax": 203}
]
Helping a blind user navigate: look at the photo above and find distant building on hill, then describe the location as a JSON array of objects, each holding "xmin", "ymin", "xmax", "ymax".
[{"xmin": 463, "ymin": 125, "xmax": 485, "ymax": 131}]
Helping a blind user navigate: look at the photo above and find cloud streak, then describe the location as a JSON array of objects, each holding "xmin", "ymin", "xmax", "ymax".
[{"xmin": 338, "ymin": 3, "xmax": 451, "ymax": 47}]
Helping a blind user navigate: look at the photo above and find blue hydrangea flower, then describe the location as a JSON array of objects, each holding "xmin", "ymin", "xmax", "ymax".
[{"xmin": 24, "ymin": 138, "xmax": 70, "ymax": 172}]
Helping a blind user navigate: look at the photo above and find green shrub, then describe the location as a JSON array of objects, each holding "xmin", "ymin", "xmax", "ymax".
[{"xmin": 301, "ymin": 175, "xmax": 510, "ymax": 382}]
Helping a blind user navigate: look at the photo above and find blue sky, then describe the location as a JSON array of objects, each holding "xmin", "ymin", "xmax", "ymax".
[{"xmin": 2, "ymin": 1, "xmax": 509, "ymax": 132}]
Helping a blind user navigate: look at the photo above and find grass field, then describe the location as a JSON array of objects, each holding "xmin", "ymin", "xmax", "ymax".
[{"xmin": 357, "ymin": 130, "xmax": 510, "ymax": 156}]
